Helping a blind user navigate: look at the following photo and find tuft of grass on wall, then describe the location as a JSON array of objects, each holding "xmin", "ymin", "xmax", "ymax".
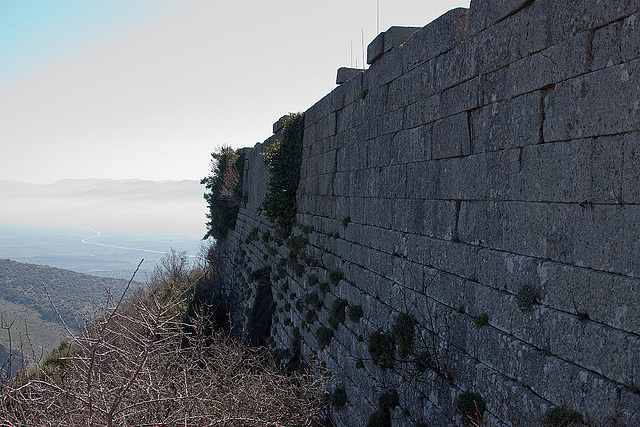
[
  {"xmin": 456, "ymin": 391, "xmax": 487, "ymax": 426},
  {"xmin": 348, "ymin": 305, "xmax": 363, "ymax": 323},
  {"xmin": 544, "ymin": 407, "xmax": 584, "ymax": 427},
  {"xmin": 368, "ymin": 330, "xmax": 395, "ymax": 369},
  {"xmin": 328, "ymin": 299, "xmax": 348, "ymax": 329},
  {"xmin": 516, "ymin": 284, "xmax": 538, "ymax": 311},
  {"xmin": 316, "ymin": 326, "xmax": 334, "ymax": 349},
  {"xmin": 475, "ymin": 313, "xmax": 489, "ymax": 328},
  {"xmin": 329, "ymin": 270, "xmax": 343, "ymax": 286},
  {"xmin": 392, "ymin": 313, "xmax": 415, "ymax": 359}
]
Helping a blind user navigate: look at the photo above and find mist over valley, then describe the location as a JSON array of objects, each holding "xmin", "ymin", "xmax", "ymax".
[{"xmin": 0, "ymin": 178, "xmax": 208, "ymax": 278}]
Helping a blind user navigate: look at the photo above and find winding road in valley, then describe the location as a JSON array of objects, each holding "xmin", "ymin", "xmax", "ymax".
[{"xmin": 81, "ymin": 225, "xmax": 167, "ymax": 255}]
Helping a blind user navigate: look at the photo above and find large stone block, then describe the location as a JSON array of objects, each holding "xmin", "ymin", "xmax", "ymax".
[
  {"xmin": 368, "ymin": 108, "xmax": 404, "ymax": 139},
  {"xmin": 570, "ymin": 204, "xmax": 640, "ymax": 277},
  {"xmin": 364, "ymin": 197, "xmax": 393, "ymax": 229},
  {"xmin": 405, "ymin": 156, "xmax": 439, "ymax": 200},
  {"xmin": 591, "ymin": 134, "xmax": 625, "ymax": 203},
  {"xmin": 623, "ymin": 13, "xmax": 640, "ymax": 62},
  {"xmin": 336, "ymin": 67, "xmax": 363, "ymax": 85},
  {"xmin": 402, "ymin": 8, "xmax": 469, "ymax": 71},
  {"xmin": 473, "ymin": 7, "xmax": 533, "ymax": 74},
  {"xmin": 420, "ymin": 199, "xmax": 458, "ymax": 240},
  {"xmin": 468, "ymin": 0, "xmax": 533, "ymax": 37},
  {"xmin": 438, "ymin": 150, "xmax": 513, "ymax": 201},
  {"xmin": 315, "ymin": 112, "xmax": 336, "ymax": 141},
  {"xmin": 367, "ymin": 26, "xmax": 420, "ymax": 65},
  {"xmin": 592, "ymin": 21, "xmax": 624, "ymax": 71},
  {"xmin": 534, "ymin": 0, "xmax": 640, "ymax": 46},
  {"xmin": 336, "ymin": 101, "xmax": 363, "ymax": 134},
  {"xmin": 428, "ymin": 239, "xmax": 481, "ymax": 281},
  {"xmin": 623, "ymin": 131, "xmax": 640, "ymax": 203},
  {"xmin": 456, "ymin": 200, "xmax": 505, "ymax": 251},
  {"xmin": 340, "ymin": 70, "xmax": 364, "ymax": 106},
  {"xmin": 361, "ymin": 86, "xmax": 388, "ymax": 121},
  {"xmin": 547, "ymin": 311, "xmax": 640, "ymax": 386},
  {"xmin": 386, "ymin": 61, "xmax": 436, "ymax": 112},
  {"xmin": 432, "ymin": 113, "xmax": 471, "ymax": 159},
  {"xmin": 481, "ymin": 31, "xmax": 591, "ymax": 104},
  {"xmin": 512, "ymin": 137, "xmax": 622, "ymax": 204},
  {"xmin": 390, "ymin": 126, "xmax": 430, "ymax": 165},
  {"xmin": 472, "ymin": 92, "xmax": 541, "ymax": 153},
  {"xmin": 392, "ymin": 198, "xmax": 420, "ymax": 234},
  {"xmin": 380, "ymin": 164, "xmax": 407, "ymax": 199},
  {"xmin": 366, "ymin": 134, "xmax": 393, "ymax": 169},
  {"xmin": 365, "ymin": 45, "xmax": 405, "ymax": 90},
  {"xmin": 461, "ymin": 201, "xmax": 640, "ymax": 276},
  {"xmin": 433, "ymin": 38, "xmax": 478, "ymax": 92},
  {"xmin": 404, "ymin": 234, "xmax": 433, "ymax": 266},
  {"xmin": 544, "ymin": 61, "xmax": 640, "ymax": 142},
  {"xmin": 403, "ymin": 94, "xmax": 440, "ymax": 129},
  {"xmin": 439, "ymin": 77, "xmax": 480, "ymax": 118}
]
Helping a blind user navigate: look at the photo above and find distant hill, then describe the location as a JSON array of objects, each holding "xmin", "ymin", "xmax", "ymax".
[
  {"xmin": 0, "ymin": 258, "xmax": 140, "ymax": 359},
  {"xmin": 0, "ymin": 178, "xmax": 206, "ymax": 237}
]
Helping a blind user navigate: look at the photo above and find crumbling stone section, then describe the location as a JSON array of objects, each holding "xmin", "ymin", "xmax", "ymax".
[{"xmin": 217, "ymin": 0, "xmax": 640, "ymax": 425}]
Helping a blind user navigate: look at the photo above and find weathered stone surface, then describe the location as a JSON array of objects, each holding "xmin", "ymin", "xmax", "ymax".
[
  {"xmin": 390, "ymin": 126, "xmax": 430, "ymax": 165},
  {"xmin": 513, "ymin": 136, "xmax": 623, "ymax": 203},
  {"xmin": 439, "ymin": 77, "xmax": 480, "ymax": 117},
  {"xmin": 468, "ymin": 0, "xmax": 533, "ymax": 37},
  {"xmin": 402, "ymin": 8, "xmax": 469, "ymax": 71},
  {"xmin": 544, "ymin": 61, "xmax": 640, "ymax": 141},
  {"xmin": 438, "ymin": 149, "xmax": 513, "ymax": 201},
  {"xmin": 336, "ymin": 67, "xmax": 363, "ymax": 85},
  {"xmin": 383, "ymin": 27, "xmax": 421, "ymax": 54},
  {"xmin": 365, "ymin": 46, "xmax": 405, "ymax": 89},
  {"xmin": 403, "ymin": 94, "xmax": 440, "ymax": 129},
  {"xmin": 481, "ymin": 31, "xmax": 591, "ymax": 104},
  {"xmin": 367, "ymin": 26, "xmax": 420, "ymax": 65},
  {"xmin": 623, "ymin": 13, "xmax": 640, "ymax": 61},
  {"xmin": 471, "ymin": 91, "xmax": 541, "ymax": 153},
  {"xmin": 592, "ymin": 21, "xmax": 624, "ymax": 70},
  {"xmin": 366, "ymin": 31, "xmax": 385, "ymax": 65},
  {"xmin": 432, "ymin": 112, "xmax": 470, "ymax": 159},
  {"xmin": 623, "ymin": 131, "xmax": 640, "ymax": 203},
  {"xmin": 537, "ymin": 0, "xmax": 640, "ymax": 45},
  {"xmin": 434, "ymin": 38, "xmax": 478, "ymax": 91},
  {"xmin": 387, "ymin": 61, "xmax": 436, "ymax": 112}
]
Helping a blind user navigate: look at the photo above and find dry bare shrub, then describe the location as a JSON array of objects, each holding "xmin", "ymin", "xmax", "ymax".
[{"xmin": 0, "ymin": 261, "xmax": 328, "ymax": 426}]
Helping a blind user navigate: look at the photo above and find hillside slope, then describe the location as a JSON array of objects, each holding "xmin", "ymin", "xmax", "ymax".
[{"xmin": 0, "ymin": 259, "xmax": 138, "ymax": 357}]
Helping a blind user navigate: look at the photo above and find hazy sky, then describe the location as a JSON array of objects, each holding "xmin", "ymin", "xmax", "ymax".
[{"xmin": 1, "ymin": 0, "xmax": 470, "ymax": 184}]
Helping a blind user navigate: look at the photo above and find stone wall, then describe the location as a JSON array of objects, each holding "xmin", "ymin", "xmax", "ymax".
[{"xmin": 217, "ymin": 0, "xmax": 640, "ymax": 425}]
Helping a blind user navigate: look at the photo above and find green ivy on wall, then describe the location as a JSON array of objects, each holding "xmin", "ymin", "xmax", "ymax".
[
  {"xmin": 261, "ymin": 113, "xmax": 305, "ymax": 237},
  {"xmin": 201, "ymin": 146, "xmax": 244, "ymax": 240}
]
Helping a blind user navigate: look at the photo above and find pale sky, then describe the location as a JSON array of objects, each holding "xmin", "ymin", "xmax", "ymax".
[{"xmin": 1, "ymin": 0, "xmax": 470, "ymax": 184}]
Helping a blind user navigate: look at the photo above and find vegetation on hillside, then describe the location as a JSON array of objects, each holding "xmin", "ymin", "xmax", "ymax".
[
  {"xmin": 0, "ymin": 250, "xmax": 328, "ymax": 426},
  {"xmin": 0, "ymin": 259, "xmax": 133, "ymax": 326},
  {"xmin": 0, "ymin": 259, "xmax": 136, "ymax": 356},
  {"xmin": 201, "ymin": 146, "xmax": 245, "ymax": 240}
]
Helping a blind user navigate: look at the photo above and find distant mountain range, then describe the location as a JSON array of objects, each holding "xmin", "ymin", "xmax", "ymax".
[
  {"xmin": 0, "ymin": 258, "xmax": 139, "ymax": 364},
  {"xmin": 0, "ymin": 178, "xmax": 206, "ymax": 237}
]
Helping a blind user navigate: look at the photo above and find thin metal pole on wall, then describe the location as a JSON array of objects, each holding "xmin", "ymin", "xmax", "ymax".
[
  {"xmin": 377, "ymin": 0, "xmax": 380, "ymax": 34},
  {"xmin": 361, "ymin": 29, "xmax": 365, "ymax": 69}
]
